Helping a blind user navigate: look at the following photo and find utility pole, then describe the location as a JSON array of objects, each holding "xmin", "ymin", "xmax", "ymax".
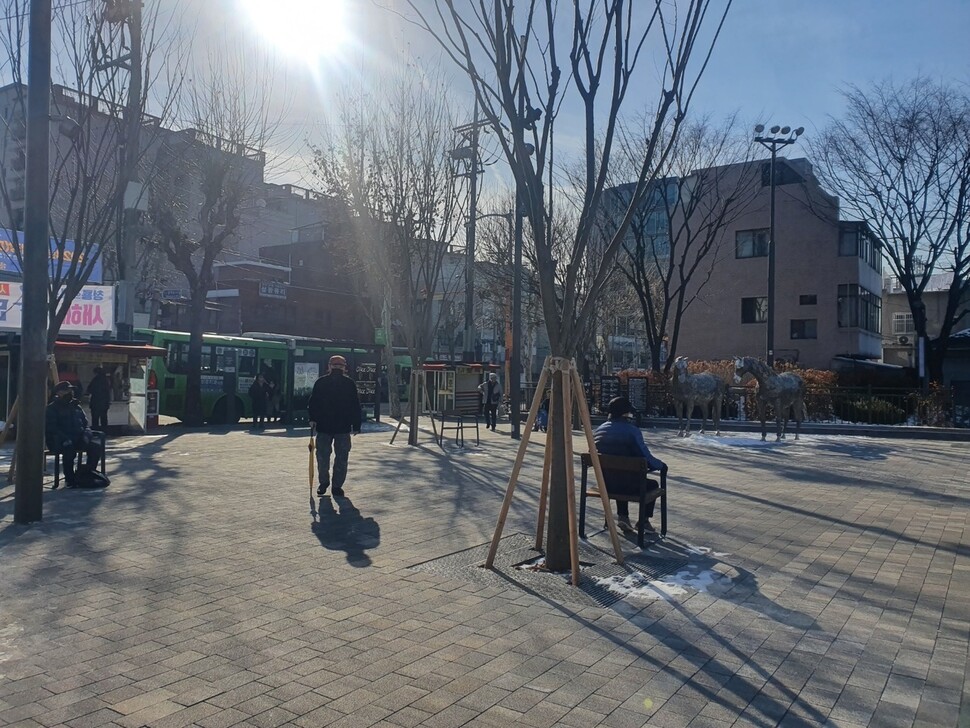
[
  {"xmin": 104, "ymin": 0, "xmax": 143, "ymax": 340},
  {"xmin": 16, "ymin": 0, "xmax": 53, "ymax": 523},
  {"xmin": 451, "ymin": 104, "xmax": 487, "ymax": 363}
]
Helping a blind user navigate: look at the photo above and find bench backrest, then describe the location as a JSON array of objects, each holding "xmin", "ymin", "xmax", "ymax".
[
  {"xmin": 453, "ymin": 391, "xmax": 481, "ymax": 416},
  {"xmin": 580, "ymin": 452, "xmax": 648, "ymax": 473}
]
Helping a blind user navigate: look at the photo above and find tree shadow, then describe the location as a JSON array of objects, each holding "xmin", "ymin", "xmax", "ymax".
[{"xmin": 310, "ymin": 495, "xmax": 381, "ymax": 567}]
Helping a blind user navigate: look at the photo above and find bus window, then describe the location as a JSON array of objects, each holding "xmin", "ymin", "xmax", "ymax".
[
  {"xmin": 201, "ymin": 345, "xmax": 213, "ymax": 373},
  {"xmin": 213, "ymin": 347, "xmax": 237, "ymax": 374},
  {"xmin": 238, "ymin": 348, "xmax": 258, "ymax": 376},
  {"xmin": 165, "ymin": 341, "xmax": 188, "ymax": 374}
]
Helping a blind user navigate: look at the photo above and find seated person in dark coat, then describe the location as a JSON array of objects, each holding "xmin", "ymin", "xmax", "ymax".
[
  {"xmin": 45, "ymin": 381, "xmax": 103, "ymax": 488},
  {"xmin": 593, "ymin": 396, "xmax": 667, "ymax": 533}
]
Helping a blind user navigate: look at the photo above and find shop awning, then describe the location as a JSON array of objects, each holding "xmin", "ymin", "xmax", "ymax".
[{"xmin": 54, "ymin": 341, "xmax": 167, "ymax": 358}]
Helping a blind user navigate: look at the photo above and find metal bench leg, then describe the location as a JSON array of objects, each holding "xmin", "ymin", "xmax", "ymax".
[
  {"xmin": 579, "ymin": 461, "xmax": 588, "ymax": 538},
  {"xmin": 637, "ymin": 495, "xmax": 646, "ymax": 548},
  {"xmin": 660, "ymin": 470, "xmax": 668, "ymax": 538}
]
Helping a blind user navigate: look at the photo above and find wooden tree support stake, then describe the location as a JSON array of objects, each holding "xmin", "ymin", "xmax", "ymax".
[{"xmin": 484, "ymin": 356, "xmax": 624, "ymax": 584}]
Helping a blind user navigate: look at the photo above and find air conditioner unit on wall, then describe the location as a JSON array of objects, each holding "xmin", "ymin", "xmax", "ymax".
[{"xmin": 897, "ymin": 335, "xmax": 909, "ymax": 345}]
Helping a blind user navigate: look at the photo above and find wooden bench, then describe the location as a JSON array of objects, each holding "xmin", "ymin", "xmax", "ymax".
[
  {"xmin": 46, "ymin": 430, "xmax": 107, "ymax": 489},
  {"xmin": 434, "ymin": 392, "xmax": 481, "ymax": 447},
  {"xmin": 578, "ymin": 452, "xmax": 667, "ymax": 547}
]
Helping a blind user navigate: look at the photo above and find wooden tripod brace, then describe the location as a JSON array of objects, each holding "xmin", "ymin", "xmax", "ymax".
[{"xmin": 484, "ymin": 356, "xmax": 624, "ymax": 585}]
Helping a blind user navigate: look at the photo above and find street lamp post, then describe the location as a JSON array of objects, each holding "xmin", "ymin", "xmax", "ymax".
[{"xmin": 753, "ymin": 124, "xmax": 803, "ymax": 368}]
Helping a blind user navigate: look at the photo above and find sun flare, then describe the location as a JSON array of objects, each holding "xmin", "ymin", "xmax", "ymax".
[{"xmin": 239, "ymin": 0, "xmax": 350, "ymax": 66}]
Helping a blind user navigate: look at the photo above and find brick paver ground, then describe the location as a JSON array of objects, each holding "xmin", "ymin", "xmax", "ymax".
[{"xmin": 1, "ymin": 422, "xmax": 968, "ymax": 727}]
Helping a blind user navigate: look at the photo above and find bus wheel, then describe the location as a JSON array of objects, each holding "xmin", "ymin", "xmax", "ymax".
[{"xmin": 210, "ymin": 395, "xmax": 245, "ymax": 425}]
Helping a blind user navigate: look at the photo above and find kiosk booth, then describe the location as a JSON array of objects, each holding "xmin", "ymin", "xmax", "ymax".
[
  {"xmin": 0, "ymin": 337, "xmax": 166, "ymax": 434},
  {"xmin": 422, "ymin": 362, "xmax": 500, "ymax": 414}
]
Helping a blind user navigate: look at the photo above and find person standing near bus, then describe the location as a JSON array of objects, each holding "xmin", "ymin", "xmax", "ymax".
[
  {"xmin": 249, "ymin": 373, "xmax": 270, "ymax": 430},
  {"xmin": 308, "ymin": 355, "xmax": 361, "ymax": 498},
  {"xmin": 86, "ymin": 367, "xmax": 111, "ymax": 431}
]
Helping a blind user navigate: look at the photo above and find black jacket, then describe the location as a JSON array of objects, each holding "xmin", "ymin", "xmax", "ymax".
[
  {"xmin": 308, "ymin": 371, "xmax": 362, "ymax": 434},
  {"xmin": 45, "ymin": 397, "xmax": 90, "ymax": 453},
  {"xmin": 87, "ymin": 373, "xmax": 111, "ymax": 411}
]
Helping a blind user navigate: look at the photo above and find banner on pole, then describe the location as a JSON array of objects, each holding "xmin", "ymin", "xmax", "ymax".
[{"xmin": 0, "ymin": 283, "xmax": 115, "ymax": 333}]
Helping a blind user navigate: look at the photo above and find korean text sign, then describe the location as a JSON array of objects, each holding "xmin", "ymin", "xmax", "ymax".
[{"xmin": 0, "ymin": 283, "xmax": 114, "ymax": 333}]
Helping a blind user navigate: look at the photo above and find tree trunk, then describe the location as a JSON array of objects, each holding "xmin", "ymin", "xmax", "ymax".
[
  {"xmin": 545, "ymin": 367, "xmax": 571, "ymax": 572},
  {"xmin": 184, "ymin": 294, "xmax": 206, "ymax": 426},
  {"xmin": 383, "ymin": 339, "xmax": 402, "ymax": 420}
]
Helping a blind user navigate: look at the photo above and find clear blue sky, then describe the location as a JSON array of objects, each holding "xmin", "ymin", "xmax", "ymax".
[
  {"xmin": 692, "ymin": 0, "xmax": 970, "ymax": 132},
  {"xmin": 190, "ymin": 0, "xmax": 970, "ymax": 184}
]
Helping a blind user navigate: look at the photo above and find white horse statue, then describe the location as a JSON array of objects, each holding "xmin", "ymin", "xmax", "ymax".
[
  {"xmin": 671, "ymin": 356, "xmax": 728, "ymax": 436},
  {"xmin": 733, "ymin": 356, "xmax": 807, "ymax": 441}
]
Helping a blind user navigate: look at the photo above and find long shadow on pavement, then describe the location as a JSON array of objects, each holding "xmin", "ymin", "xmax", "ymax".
[
  {"xmin": 679, "ymin": 476, "xmax": 970, "ymax": 559},
  {"xmin": 311, "ymin": 495, "xmax": 381, "ymax": 567}
]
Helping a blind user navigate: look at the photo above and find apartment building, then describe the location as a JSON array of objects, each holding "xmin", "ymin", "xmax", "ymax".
[{"xmin": 675, "ymin": 158, "xmax": 883, "ymax": 370}]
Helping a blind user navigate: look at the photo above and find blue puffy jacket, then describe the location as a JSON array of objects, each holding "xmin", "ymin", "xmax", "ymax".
[{"xmin": 593, "ymin": 418, "xmax": 666, "ymax": 472}]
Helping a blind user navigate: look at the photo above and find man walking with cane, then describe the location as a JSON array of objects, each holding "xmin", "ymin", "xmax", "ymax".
[{"xmin": 309, "ymin": 355, "xmax": 362, "ymax": 498}]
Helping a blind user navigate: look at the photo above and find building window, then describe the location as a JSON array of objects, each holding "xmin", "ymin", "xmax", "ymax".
[
  {"xmin": 790, "ymin": 319, "xmax": 817, "ymax": 339},
  {"xmin": 837, "ymin": 283, "xmax": 882, "ymax": 334},
  {"xmin": 892, "ymin": 312, "xmax": 915, "ymax": 335},
  {"xmin": 839, "ymin": 223, "xmax": 882, "ymax": 273},
  {"xmin": 741, "ymin": 296, "xmax": 767, "ymax": 324},
  {"xmin": 736, "ymin": 229, "xmax": 769, "ymax": 259},
  {"xmin": 799, "ymin": 294, "xmax": 817, "ymax": 305}
]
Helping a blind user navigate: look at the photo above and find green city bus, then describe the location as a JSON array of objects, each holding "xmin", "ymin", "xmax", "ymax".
[{"xmin": 137, "ymin": 329, "xmax": 375, "ymax": 424}]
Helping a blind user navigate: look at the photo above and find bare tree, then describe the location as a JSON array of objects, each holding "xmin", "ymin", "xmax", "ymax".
[
  {"xmin": 406, "ymin": 0, "xmax": 732, "ymax": 569},
  {"xmin": 312, "ymin": 72, "xmax": 466, "ymax": 433},
  {"xmin": 607, "ymin": 115, "xmax": 760, "ymax": 372},
  {"xmin": 0, "ymin": 0, "xmax": 179, "ymax": 350},
  {"xmin": 147, "ymin": 53, "xmax": 281, "ymax": 426},
  {"xmin": 812, "ymin": 78, "xmax": 970, "ymax": 382}
]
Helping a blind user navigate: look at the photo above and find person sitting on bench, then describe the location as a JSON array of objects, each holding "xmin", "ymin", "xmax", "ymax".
[
  {"xmin": 594, "ymin": 396, "xmax": 667, "ymax": 534},
  {"xmin": 45, "ymin": 381, "xmax": 103, "ymax": 489}
]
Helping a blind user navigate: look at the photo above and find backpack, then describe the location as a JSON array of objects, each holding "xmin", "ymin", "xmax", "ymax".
[{"xmin": 74, "ymin": 464, "xmax": 110, "ymax": 489}]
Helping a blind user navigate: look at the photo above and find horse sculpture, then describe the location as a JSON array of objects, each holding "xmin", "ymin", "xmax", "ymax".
[
  {"xmin": 733, "ymin": 356, "xmax": 807, "ymax": 441},
  {"xmin": 671, "ymin": 356, "xmax": 728, "ymax": 436}
]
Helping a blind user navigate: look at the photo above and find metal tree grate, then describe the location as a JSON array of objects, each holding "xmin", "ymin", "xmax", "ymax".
[{"xmin": 410, "ymin": 533, "xmax": 692, "ymax": 609}]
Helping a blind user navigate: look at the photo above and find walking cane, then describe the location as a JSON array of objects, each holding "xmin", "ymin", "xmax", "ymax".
[{"xmin": 308, "ymin": 423, "xmax": 317, "ymax": 518}]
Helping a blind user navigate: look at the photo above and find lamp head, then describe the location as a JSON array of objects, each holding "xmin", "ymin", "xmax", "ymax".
[
  {"xmin": 770, "ymin": 125, "xmax": 781, "ymax": 134},
  {"xmin": 754, "ymin": 124, "xmax": 765, "ymax": 133},
  {"xmin": 795, "ymin": 127, "xmax": 805, "ymax": 136},
  {"xmin": 781, "ymin": 126, "xmax": 791, "ymax": 134}
]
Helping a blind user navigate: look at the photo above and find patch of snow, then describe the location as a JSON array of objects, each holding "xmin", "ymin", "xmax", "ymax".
[
  {"xmin": 683, "ymin": 543, "xmax": 731, "ymax": 558},
  {"xmin": 597, "ymin": 563, "xmax": 737, "ymax": 601},
  {"xmin": 678, "ymin": 432, "xmax": 799, "ymax": 449},
  {"xmin": 515, "ymin": 555, "xmax": 546, "ymax": 571}
]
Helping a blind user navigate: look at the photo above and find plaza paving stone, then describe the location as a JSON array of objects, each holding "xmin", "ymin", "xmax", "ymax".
[{"xmin": 1, "ymin": 423, "xmax": 968, "ymax": 727}]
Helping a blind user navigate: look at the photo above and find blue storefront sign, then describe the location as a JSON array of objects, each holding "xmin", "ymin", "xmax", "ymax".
[{"xmin": 0, "ymin": 227, "xmax": 103, "ymax": 284}]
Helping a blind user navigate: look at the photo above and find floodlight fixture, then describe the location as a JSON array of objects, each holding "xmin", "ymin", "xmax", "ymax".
[
  {"xmin": 795, "ymin": 127, "xmax": 805, "ymax": 136},
  {"xmin": 754, "ymin": 124, "xmax": 765, "ymax": 133},
  {"xmin": 770, "ymin": 125, "xmax": 781, "ymax": 134},
  {"xmin": 781, "ymin": 126, "xmax": 791, "ymax": 134}
]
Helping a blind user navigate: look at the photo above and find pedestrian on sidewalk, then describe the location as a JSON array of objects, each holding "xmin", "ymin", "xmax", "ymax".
[
  {"xmin": 86, "ymin": 366, "xmax": 111, "ymax": 431},
  {"xmin": 308, "ymin": 355, "xmax": 362, "ymax": 498},
  {"xmin": 478, "ymin": 372, "xmax": 503, "ymax": 431},
  {"xmin": 249, "ymin": 373, "xmax": 270, "ymax": 430},
  {"xmin": 593, "ymin": 396, "xmax": 667, "ymax": 534}
]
